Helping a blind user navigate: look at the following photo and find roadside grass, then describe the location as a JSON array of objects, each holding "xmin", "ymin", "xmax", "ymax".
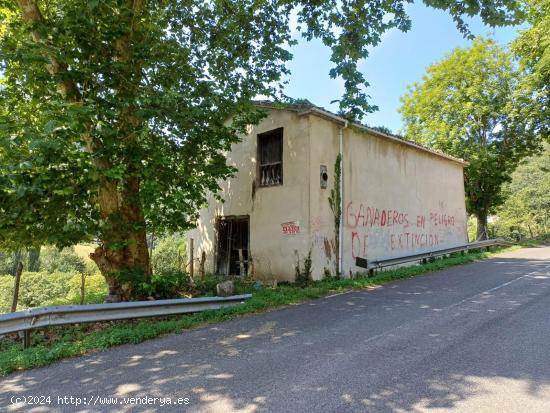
[{"xmin": 0, "ymin": 243, "xmax": 531, "ymax": 376}]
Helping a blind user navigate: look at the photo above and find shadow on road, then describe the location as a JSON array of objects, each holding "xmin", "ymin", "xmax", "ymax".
[{"xmin": 1, "ymin": 253, "xmax": 550, "ymax": 412}]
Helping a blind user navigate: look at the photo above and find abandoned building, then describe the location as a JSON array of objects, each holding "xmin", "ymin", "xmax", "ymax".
[{"xmin": 187, "ymin": 101, "xmax": 469, "ymax": 281}]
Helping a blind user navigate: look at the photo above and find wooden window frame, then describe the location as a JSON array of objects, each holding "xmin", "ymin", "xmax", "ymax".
[{"xmin": 257, "ymin": 127, "xmax": 283, "ymax": 188}]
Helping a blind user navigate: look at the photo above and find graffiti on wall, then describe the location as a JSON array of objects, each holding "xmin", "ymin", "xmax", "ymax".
[
  {"xmin": 310, "ymin": 216, "xmax": 334, "ymax": 261},
  {"xmin": 346, "ymin": 202, "xmax": 459, "ymax": 259},
  {"xmin": 281, "ymin": 221, "xmax": 300, "ymax": 235}
]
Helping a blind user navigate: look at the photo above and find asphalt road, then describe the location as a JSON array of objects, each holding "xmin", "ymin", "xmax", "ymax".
[{"xmin": 1, "ymin": 245, "xmax": 550, "ymax": 413}]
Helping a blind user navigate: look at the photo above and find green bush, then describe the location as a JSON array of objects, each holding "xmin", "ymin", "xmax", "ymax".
[
  {"xmin": 0, "ymin": 250, "xmax": 28, "ymax": 275},
  {"xmin": 151, "ymin": 235, "xmax": 186, "ymax": 275},
  {"xmin": 0, "ymin": 272, "xmax": 107, "ymax": 313},
  {"xmin": 138, "ymin": 272, "xmax": 192, "ymax": 299},
  {"xmin": 39, "ymin": 246, "xmax": 86, "ymax": 273},
  {"xmin": 194, "ymin": 274, "xmax": 225, "ymax": 296},
  {"xmin": 294, "ymin": 249, "xmax": 313, "ymax": 287},
  {"xmin": 137, "ymin": 273, "xmax": 228, "ymax": 299}
]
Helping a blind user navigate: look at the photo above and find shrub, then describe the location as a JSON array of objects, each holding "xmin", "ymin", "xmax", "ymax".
[
  {"xmin": 39, "ymin": 246, "xmax": 86, "ymax": 273},
  {"xmin": 0, "ymin": 272, "xmax": 107, "ymax": 313},
  {"xmin": 151, "ymin": 235, "xmax": 186, "ymax": 275},
  {"xmin": 0, "ymin": 250, "xmax": 28, "ymax": 275},
  {"xmin": 193, "ymin": 274, "xmax": 225, "ymax": 296},
  {"xmin": 138, "ymin": 272, "xmax": 191, "ymax": 299},
  {"xmin": 294, "ymin": 249, "xmax": 313, "ymax": 287}
]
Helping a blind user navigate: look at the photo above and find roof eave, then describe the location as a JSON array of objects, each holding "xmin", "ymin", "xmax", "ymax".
[{"xmin": 255, "ymin": 102, "xmax": 469, "ymax": 167}]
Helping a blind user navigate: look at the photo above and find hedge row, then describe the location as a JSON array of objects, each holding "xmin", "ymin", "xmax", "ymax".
[{"xmin": 0, "ymin": 272, "xmax": 107, "ymax": 313}]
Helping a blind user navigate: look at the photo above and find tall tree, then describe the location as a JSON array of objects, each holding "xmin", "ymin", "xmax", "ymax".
[
  {"xmin": 496, "ymin": 144, "xmax": 550, "ymax": 238},
  {"xmin": 512, "ymin": 0, "xmax": 550, "ymax": 141},
  {"xmin": 0, "ymin": 1, "xmax": 525, "ymax": 300},
  {"xmin": 27, "ymin": 247, "xmax": 40, "ymax": 272},
  {"xmin": 399, "ymin": 38, "xmax": 541, "ymax": 239}
]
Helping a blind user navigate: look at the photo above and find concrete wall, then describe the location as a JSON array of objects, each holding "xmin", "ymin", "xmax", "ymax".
[
  {"xmin": 307, "ymin": 116, "xmax": 340, "ymax": 278},
  {"xmin": 188, "ymin": 109, "xmax": 312, "ymax": 281},
  {"xmin": 340, "ymin": 125, "xmax": 468, "ymax": 275},
  {"xmin": 189, "ymin": 108, "xmax": 468, "ymax": 281},
  {"xmin": 295, "ymin": 115, "xmax": 468, "ymax": 279}
]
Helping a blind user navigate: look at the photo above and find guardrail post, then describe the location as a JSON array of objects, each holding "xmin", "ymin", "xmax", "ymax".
[{"xmin": 23, "ymin": 330, "xmax": 31, "ymax": 349}]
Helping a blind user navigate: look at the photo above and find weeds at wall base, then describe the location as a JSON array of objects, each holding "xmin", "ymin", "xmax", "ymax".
[{"xmin": 0, "ymin": 243, "xmax": 530, "ymax": 376}]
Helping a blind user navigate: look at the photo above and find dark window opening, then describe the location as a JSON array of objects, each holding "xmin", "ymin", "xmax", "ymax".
[
  {"xmin": 258, "ymin": 128, "xmax": 283, "ymax": 187},
  {"xmin": 216, "ymin": 216, "xmax": 249, "ymax": 276}
]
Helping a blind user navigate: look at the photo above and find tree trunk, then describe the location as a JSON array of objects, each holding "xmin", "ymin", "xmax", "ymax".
[
  {"xmin": 11, "ymin": 262, "xmax": 23, "ymax": 312},
  {"xmin": 89, "ymin": 176, "xmax": 150, "ymax": 302},
  {"xmin": 10, "ymin": 250, "xmax": 22, "ymax": 276},
  {"xmin": 476, "ymin": 212, "xmax": 489, "ymax": 240},
  {"xmin": 28, "ymin": 247, "xmax": 40, "ymax": 272},
  {"xmin": 90, "ymin": 227, "xmax": 150, "ymax": 302},
  {"xmin": 17, "ymin": 0, "xmax": 149, "ymax": 302}
]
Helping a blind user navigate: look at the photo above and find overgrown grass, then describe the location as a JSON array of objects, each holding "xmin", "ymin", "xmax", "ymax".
[{"xmin": 0, "ymin": 244, "xmax": 531, "ymax": 376}]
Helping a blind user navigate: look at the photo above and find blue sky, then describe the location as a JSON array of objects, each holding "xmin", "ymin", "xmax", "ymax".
[{"xmin": 283, "ymin": 3, "xmax": 523, "ymax": 133}]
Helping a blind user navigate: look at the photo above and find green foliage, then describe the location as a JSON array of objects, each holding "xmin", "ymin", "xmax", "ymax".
[
  {"xmin": 138, "ymin": 272, "xmax": 191, "ymax": 299},
  {"xmin": 0, "ymin": 0, "xmax": 526, "ymax": 251},
  {"xmin": 0, "ymin": 272, "xmax": 107, "ymax": 313},
  {"xmin": 123, "ymin": 234, "xmax": 190, "ymax": 298},
  {"xmin": 151, "ymin": 235, "xmax": 186, "ymax": 276},
  {"xmin": 294, "ymin": 249, "xmax": 313, "ymax": 287},
  {"xmin": 370, "ymin": 126, "xmax": 393, "ymax": 135},
  {"xmin": 512, "ymin": 0, "xmax": 550, "ymax": 141},
  {"xmin": 0, "ymin": 243, "xmax": 525, "ymax": 376},
  {"xmin": 27, "ymin": 248, "xmax": 40, "ymax": 272},
  {"xmin": 493, "ymin": 144, "xmax": 550, "ymax": 238},
  {"xmin": 399, "ymin": 38, "xmax": 542, "ymax": 238},
  {"xmin": 0, "ymin": 248, "xmax": 41, "ymax": 274},
  {"xmin": 328, "ymin": 154, "xmax": 342, "ymax": 275},
  {"xmin": 328, "ymin": 153, "xmax": 342, "ymax": 225},
  {"xmin": 467, "ymin": 215, "xmax": 478, "ymax": 242},
  {"xmin": 193, "ymin": 275, "xmax": 228, "ymax": 297},
  {"xmin": 0, "ymin": 251, "xmax": 20, "ymax": 275},
  {"xmin": 39, "ymin": 246, "xmax": 86, "ymax": 274}
]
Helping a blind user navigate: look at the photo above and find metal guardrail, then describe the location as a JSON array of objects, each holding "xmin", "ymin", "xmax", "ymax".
[
  {"xmin": 0, "ymin": 294, "xmax": 252, "ymax": 346},
  {"xmin": 355, "ymin": 239, "xmax": 512, "ymax": 272}
]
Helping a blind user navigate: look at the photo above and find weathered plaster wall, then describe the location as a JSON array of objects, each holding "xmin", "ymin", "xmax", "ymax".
[
  {"xmin": 307, "ymin": 116, "xmax": 340, "ymax": 279},
  {"xmin": 341, "ymin": 126, "xmax": 469, "ymax": 275},
  {"xmin": 188, "ymin": 109, "xmax": 312, "ymax": 281},
  {"xmin": 190, "ymin": 108, "xmax": 468, "ymax": 282}
]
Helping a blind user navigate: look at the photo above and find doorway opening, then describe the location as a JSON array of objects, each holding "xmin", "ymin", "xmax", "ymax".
[{"xmin": 216, "ymin": 216, "xmax": 249, "ymax": 276}]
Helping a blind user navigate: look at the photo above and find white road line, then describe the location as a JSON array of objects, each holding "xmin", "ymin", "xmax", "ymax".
[
  {"xmin": 448, "ymin": 263, "xmax": 550, "ymax": 310},
  {"xmin": 359, "ymin": 260, "xmax": 550, "ymax": 347}
]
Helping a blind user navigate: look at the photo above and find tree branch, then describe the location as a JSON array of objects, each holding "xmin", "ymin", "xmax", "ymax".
[{"xmin": 16, "ymin": 0, "xmax": 82, "ymax": 101}]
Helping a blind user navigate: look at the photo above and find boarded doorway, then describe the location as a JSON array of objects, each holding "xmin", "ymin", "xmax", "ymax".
[{"xmin": 216, "ymin": 216, "xmax": 249, "ymax": 276}]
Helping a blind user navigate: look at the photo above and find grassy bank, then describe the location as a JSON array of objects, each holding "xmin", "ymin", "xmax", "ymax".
[{"xmin": 0, "ymin": 244, "xmax": 528, "ymax": 376}]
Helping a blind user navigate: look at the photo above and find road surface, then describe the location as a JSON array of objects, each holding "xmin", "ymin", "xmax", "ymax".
[{"xmin": 1, "ymin": 245, "xmax": 550, "ymax": 412}]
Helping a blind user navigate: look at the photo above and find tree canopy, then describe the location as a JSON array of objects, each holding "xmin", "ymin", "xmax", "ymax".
[
  {"xmin": 512, "ymin": 0, "xmax": 550, "ymax": 141},
  {"xmin": 399, "ymin": 38, "xmax": 542, "ymax": 239},
  {"xmin": 0, "ymin": 0, "xmax": 527, "ymax": 299},
  {"xmin": 495, "ymin": 144, "xmax": 550, "ymax": 239}
]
